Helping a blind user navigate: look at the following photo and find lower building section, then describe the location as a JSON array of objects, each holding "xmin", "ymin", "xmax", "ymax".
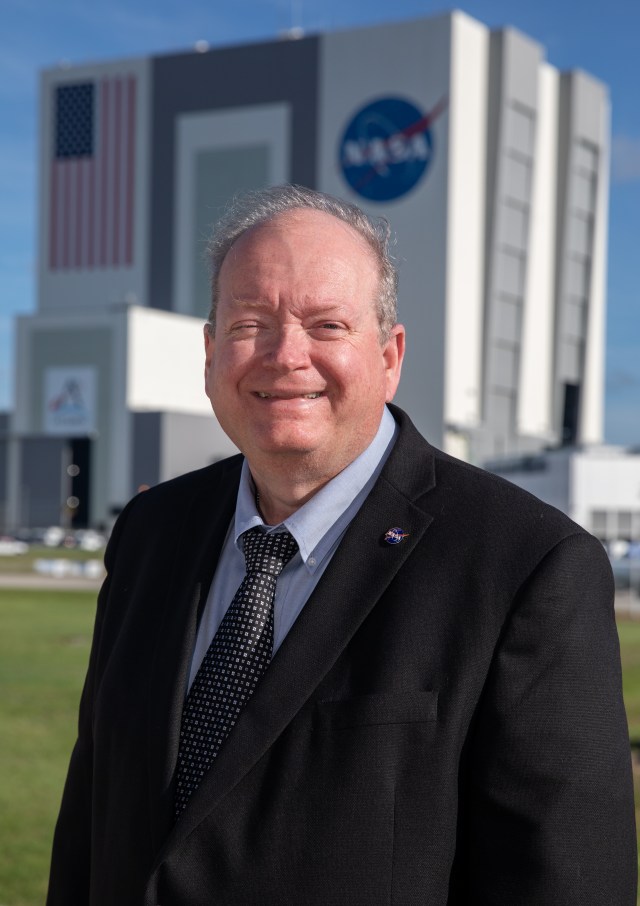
[{"xmin": 3, "ymin": 306, "xmax": 237, "ymax": 531}]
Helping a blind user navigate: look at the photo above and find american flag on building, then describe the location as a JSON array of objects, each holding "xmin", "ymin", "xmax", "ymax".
[{"xmin": 49, "ymin": 75, "xmax": 136, "ymax": 270}]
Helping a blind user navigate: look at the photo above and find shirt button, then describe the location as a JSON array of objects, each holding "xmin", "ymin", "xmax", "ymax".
[{"xmin": 308, "ymin": 557, "xmax": 316, "ymax": 566}]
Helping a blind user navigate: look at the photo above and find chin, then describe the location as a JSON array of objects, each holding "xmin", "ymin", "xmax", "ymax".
[
  {"xmin": 247, "ymin": 424, "xmax": 322, "ymax": 454},
  {"xmin": 258, "ymin": 437, "xmax": 320, "ymax": 457}
]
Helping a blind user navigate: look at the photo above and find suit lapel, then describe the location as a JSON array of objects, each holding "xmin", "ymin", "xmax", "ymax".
[
  {"xmin": 155, "ymin": 409, "xmax": 437, "ymax": 862},
  {"xmin": 146, "ymin": 456, "xmax": 243, "ymax": 851}
]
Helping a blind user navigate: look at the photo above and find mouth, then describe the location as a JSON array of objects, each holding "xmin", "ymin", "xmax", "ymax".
[{"xmin": 254, "ymin": 391, "xmax": 323, "ymax": 400}]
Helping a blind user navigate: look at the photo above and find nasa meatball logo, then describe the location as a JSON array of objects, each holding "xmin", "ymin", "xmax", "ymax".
[{"xmin": 338, "ymin": 96, "xmax": 447, "ymax": 202}]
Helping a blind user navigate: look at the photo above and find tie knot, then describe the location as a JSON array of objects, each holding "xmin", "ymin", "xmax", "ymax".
[{"xmin": 242, "ymin": 528, "xmax": 298, "ymax": 577}]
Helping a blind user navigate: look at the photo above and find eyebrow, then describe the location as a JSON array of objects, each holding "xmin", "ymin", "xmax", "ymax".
[{"xmin": 228, "ymin": 296, "xmax": 348, "ymax": 317}]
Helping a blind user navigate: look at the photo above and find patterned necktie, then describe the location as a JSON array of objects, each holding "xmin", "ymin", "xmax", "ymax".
[{"xmin": 174, "ymin": 527, "xmax": 298, "ymax": 817}]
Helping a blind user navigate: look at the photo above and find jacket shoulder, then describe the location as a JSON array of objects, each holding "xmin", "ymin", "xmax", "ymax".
[
  {"xmin": 387, "ymin": 405, "xmax": 589, "ymax": 547},
  {"xmin": 109, "ymin": 454, "xmax": 244, "ymax": 545},
  {"xmin": 434, "ymin": 445, "xmax": 583, "ymax": 538},
  {"xmin": 130, "ymin": 453, "xmax": 243, "ymax": 508}
]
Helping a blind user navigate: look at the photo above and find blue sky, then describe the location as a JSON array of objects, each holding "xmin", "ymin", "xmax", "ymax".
[{"xmin": 1, "ymin": 0, "xmax": 639, "ymax": 442}]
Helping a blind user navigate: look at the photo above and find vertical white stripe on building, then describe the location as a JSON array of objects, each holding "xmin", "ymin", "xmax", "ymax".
[
  {"xmin": 518, "ymin": 63, "xmax": 558, "ymax": 439},
  {"xmin": 444, "ymin": 12, "xmax": 488, "ymax": 446},
  {"xmin": 581, "ymin": 79, "xmax": 610, "ymax": 445}
]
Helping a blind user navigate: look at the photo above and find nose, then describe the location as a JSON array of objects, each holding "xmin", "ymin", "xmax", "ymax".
[{"xmin": 262, "ymin": 325, "xmax": 310, "ymax": 371}]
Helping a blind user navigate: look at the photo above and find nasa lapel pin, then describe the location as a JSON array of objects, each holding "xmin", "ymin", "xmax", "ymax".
[{"xmin": 384, "ymin": 527, "xmax": 409, "ymax": 545}]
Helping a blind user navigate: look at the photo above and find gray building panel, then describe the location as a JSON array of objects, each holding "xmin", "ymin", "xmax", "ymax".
[
  {"xmin": 481, "ymin": 28, "xmax": 541, "ymax": 457},
  {"xmin": 149, "ymin": 36, "xmax": 321, "ymax": 312},
  {"xmin": 132, "ymin": 412, "xmax": 161, "ymax": 493},
  {"xmin": 553, "ymin": 72, "xmax": 605, "ymax": 428},
  {"xmin": 29, "ymin": 326, "xmax": 114, "ymax": 525},
  {"xmin": 19, "ymin": 437, "xmax": 67, "ymax": 527},
  {"xmin": 192, "ymin": 145, "xmax": 270, "ymax": 318}
]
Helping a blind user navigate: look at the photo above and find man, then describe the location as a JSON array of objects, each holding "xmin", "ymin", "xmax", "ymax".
[{"xmin": 48, "ymin": 185, "xmax": 636, "ymax": 904}]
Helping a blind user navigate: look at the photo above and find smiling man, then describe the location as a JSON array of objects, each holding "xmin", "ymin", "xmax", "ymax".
[
  {"xmin": 48, "ymin": 186, "xmax": 636, "ymax": 905},
  {"xmin": 205, "ymin": 204, "xmax": 404, "ymax": 524}
]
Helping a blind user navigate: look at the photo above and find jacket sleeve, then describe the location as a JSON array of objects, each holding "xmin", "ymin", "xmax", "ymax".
[
  {"xmin": 456, "ymin": 531, "xmax": 637, "ymax": 905},
  {"xmin": 46, "ymin": 499, "xmax": 136, "ymax": 905}
]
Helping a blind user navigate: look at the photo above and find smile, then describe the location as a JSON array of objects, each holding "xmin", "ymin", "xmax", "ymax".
[{"xmin": 255, "ymin": 392, "xmax": 322, "ymax": 399}]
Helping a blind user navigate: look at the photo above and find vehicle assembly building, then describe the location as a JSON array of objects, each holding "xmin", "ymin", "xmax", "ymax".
[{"xmin": 2, "ymin": 11, "xmax": 610, "ymax": 529}]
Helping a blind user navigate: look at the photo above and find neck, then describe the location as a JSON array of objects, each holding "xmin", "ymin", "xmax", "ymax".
[
  {"xmin": 252, "ymin": 473, "xmax": 329, "ymax": 525},
  {"xmin": 246, "ymin": 424, "xmax": 384, "ymax": 524},
  {"xmin": 249, "ymin": 453, "xmax": 345, "ymax": 524}
]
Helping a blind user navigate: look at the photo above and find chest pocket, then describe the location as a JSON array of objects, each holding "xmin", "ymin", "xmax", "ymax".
[{"xmin": 314, "ymin": 690, "xmax": 438, "ymax": 731}]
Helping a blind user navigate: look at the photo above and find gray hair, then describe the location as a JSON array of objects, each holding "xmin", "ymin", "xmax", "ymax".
[{"xmin": 205, "ymin": 184, "xmax": 398, "ymax": 342}]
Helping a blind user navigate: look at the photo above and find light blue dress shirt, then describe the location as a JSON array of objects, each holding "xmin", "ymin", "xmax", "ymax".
[{"xmin": 187, "ymin": 406, "xmax": 398, "ymax": 688}]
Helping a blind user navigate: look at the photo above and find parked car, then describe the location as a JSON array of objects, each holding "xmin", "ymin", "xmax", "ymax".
[
  {"xmin": 0, "ymin": 536, "xmax": 29, "ymax": 556},
  {"xmin": 609, "ymin": 547, "xmax": 640, "ymax": 594}
]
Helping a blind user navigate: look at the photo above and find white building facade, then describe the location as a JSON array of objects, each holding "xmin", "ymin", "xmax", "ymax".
[
  {"xmin": 486, "ymin": 446, "xmax": 640, "ymax": 545},
  {"xmin": 3, "ymin": 11, "xmax": 610, "ymax": 529}
]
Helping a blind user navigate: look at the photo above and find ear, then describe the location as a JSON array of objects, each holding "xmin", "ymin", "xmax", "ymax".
[
  {"xmin": 383, "ymin": 324, "xmax": 405, "ymax": 402},
  {"xmin": 204, "ymin": 325, "xmax": 215, "ymax": 395}
]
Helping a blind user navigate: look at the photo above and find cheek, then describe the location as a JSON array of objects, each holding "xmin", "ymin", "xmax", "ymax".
[
  {"xmin": 205, "ymin": 355, "xmax": 227, "ymax": 405},
  {"xmin": 353, "ymin": 351, "xmax": 388, "ymax": 390},
  {"xmin": 315, "ymin": 345, "xmax": 366, "ymax": 385},
  {"xmin": 208, "ymin": 346, "xmax": 260, "ymax": 408},
  {"xmin": 210, "ymin": 344, "xmax": 247, "ymax": 380}
]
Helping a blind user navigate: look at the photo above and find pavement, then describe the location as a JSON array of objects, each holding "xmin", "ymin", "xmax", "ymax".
[
  {"xmin": 1, "ymin": 573, "xmax": 640, "ymax": 613},
  {"xmin": 0, "ymin": 573, "xmax": 103, "ymax": 591},
  {"xmin": 615, "ymin": 590, "xmax": 640, "ymax": 619}
]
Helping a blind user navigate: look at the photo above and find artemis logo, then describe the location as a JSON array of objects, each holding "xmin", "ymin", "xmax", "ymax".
[{"xmin": 338, "ymin": 96, "xmax": 447, "ymax": 202}]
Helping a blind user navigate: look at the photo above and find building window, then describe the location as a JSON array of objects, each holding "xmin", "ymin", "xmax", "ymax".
[
  {"xmin": 561, "ymin": 382, "xmax": 581, "ymax": 445},
  {"xmin": 592, "ymin": 510, "xmax": 608, "ymax": 538}
]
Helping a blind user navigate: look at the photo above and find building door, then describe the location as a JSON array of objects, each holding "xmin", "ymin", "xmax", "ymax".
[{"xmin": 65, "ymin": 437, "xmax": 91, "ymax": 528}]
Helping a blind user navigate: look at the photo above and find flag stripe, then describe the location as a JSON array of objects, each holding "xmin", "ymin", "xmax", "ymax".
[
  {"xmin": 62, "ymin": 162, "xmax": 71, "ymax": 269},
  {"xmin": 74, "ymin": 157, "xmax": 82, "ymax": 267},
  {"xmin": 88, "ymin": 156, "xmax": 95, "ymax": 268},
  {"xmin": 49, "ymin": 159, "xmax": 58, "ymax": 269},
  {"xmin": 49, "ymin": 75, "xmax": 136, "ymax": 271},
  {"xmin": 81, "ymin": 158, "xmax": 91, "ymax": 267},
  {"xmin": 99, "ymin": 78, "xmax": 109, "ymax": 268},
  {"xmin": 125, "ymin": 75, "xmax": 135, "ymax": 266},
  {"xmin": 113, "ymin": 77, "xmax": 122, "ymax": 266}
]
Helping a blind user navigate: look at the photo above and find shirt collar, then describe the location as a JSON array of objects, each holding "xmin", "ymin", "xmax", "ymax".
[{"xmin": 233, "ymin": 406, "xmax": 398, "ymax": 573}]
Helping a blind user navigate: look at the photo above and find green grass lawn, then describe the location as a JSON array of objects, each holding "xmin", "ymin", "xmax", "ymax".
[
  {"xmin": 618, "ymin": 619, "xmax": 640, "ymax": 902},
  {"xmin": 1, "ymin": 590, "xmax": 640, "ymax": 904},
  {"xmin": 0, "ymin": 588, "xmax": 96, "ymax": 906},
  {"xmin": 619, "ymin": 620, "xmax": 640, "ymax": 744}
]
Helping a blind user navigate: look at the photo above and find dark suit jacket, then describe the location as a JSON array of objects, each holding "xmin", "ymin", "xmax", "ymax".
[{"xmin": 48, "ymin": 407, "xmax": 637, "ymax": 905}]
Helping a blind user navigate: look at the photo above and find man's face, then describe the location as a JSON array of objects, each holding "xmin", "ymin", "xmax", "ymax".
[{"xmin": 204, "ymin": 208, "xmax": 405, "ymax": 482}]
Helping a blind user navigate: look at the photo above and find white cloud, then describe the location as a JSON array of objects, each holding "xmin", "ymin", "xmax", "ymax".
[{"xmin": 611, "ymin": 135, "xmax": 640, "ymax": 184}]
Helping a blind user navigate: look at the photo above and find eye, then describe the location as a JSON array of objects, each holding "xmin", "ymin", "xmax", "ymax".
[
  {"xmin": 310, "ymin": 321, "xmax": 347, "ymax": 337},
  {"xmin": 228, "ymin": 321, "xmax": 261, "ymax": 336}
]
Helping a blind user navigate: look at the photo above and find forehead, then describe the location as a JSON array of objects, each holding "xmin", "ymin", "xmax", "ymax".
[{"xmin": 219, "ymin": 209, "xmax": 378, "ymax": 285}]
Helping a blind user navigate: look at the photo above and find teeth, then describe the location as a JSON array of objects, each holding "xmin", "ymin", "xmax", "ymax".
[{"xmin": 257, "ymin": 392, "xmax": 321, "ymax": 399}]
